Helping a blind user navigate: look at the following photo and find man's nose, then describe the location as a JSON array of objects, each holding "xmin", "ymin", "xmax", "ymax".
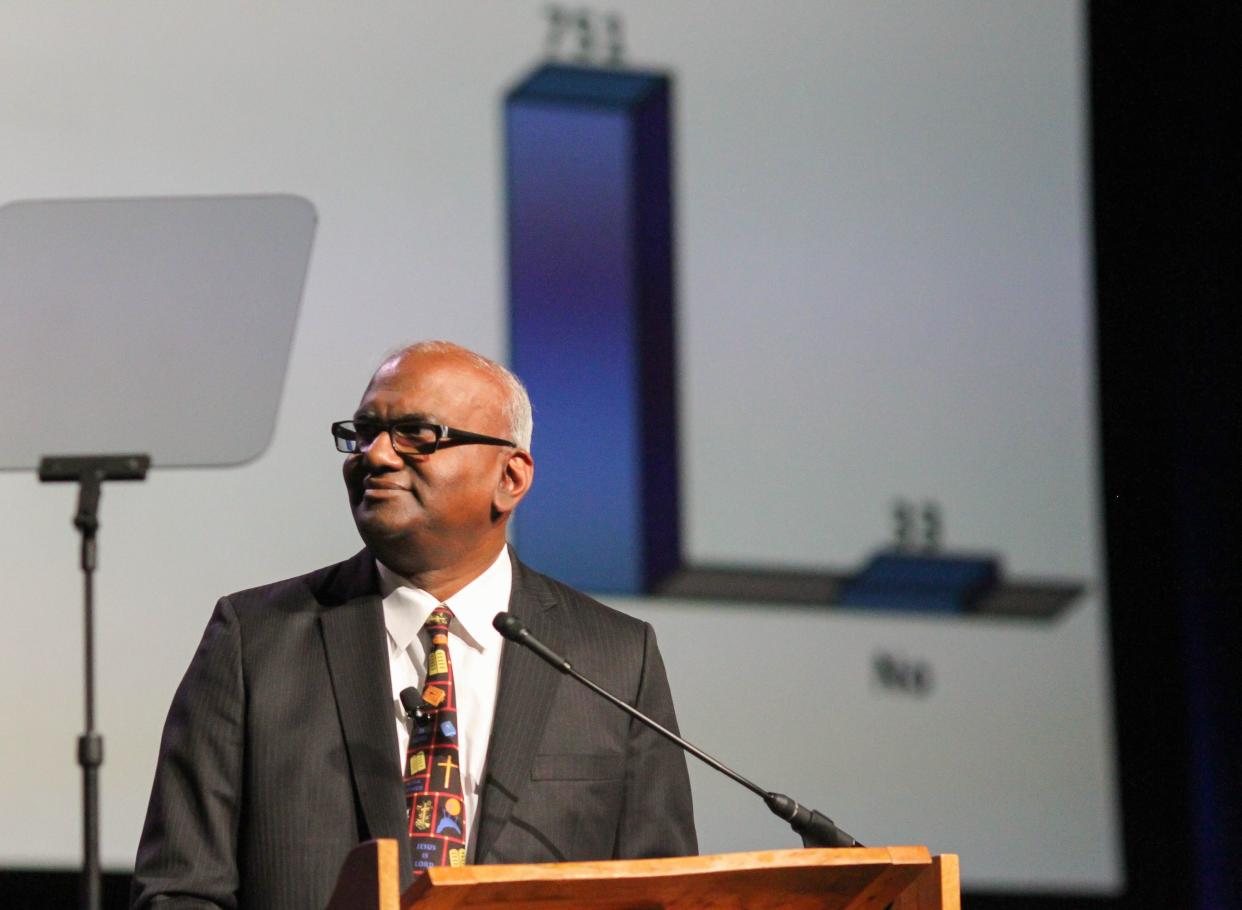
[{"xmin": 361, "ymin": 429, "xmax": 404, "ymax": 467}]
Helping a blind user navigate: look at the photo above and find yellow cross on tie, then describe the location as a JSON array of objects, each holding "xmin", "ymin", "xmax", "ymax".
[{"xmin": 437, "ymin": 754, "xmax": 458, "ymax": 789}]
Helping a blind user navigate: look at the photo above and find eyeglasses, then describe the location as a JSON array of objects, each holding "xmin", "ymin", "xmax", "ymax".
[{"xmin": 331, "ymin": 419, "xmax": 516, "ymax": 456}]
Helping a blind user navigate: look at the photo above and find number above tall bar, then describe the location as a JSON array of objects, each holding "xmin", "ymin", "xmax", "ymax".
[{"xmin": 506, "ymin": 63, "xmax": 680, "ymax": 594}]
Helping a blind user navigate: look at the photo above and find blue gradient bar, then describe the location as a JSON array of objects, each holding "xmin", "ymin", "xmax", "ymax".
[{"xmin": 507, "ymin": 64, "xmax": 679, "ymax": 593}]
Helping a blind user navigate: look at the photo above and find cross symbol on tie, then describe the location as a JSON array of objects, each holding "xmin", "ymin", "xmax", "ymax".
[{"xmin": 437, "ymin": 754, "xmax": 458, "ymax": 789}]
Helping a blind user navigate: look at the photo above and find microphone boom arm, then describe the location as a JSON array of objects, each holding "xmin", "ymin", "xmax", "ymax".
[{"xmin": 492, "ymin": 612, "xmax": 861, "ymax": 849}]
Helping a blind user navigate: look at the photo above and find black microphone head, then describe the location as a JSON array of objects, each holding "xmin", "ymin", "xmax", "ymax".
[
  {"xmin": 493, "ymin": 611, "xmax": 526, "ymax": 641},
  {"xmin": 399, "ymin": 686, "xmax": 423, "ymax": 717}
]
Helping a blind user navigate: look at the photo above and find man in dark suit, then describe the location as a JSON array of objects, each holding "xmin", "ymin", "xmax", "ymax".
[{"xmin": 132, "ymin": 342, "xmax": 696, "ymax": 909}]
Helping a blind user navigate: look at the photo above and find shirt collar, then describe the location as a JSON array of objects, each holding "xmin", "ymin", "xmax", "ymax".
[{"xmin": 378, "ymin": 546, "xmax": 511, "ymax": 655}]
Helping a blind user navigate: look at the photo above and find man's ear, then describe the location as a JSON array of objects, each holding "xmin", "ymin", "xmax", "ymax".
[{"xmin": 493, "ymin": 449, "xmax": 534, "ymax": 518}]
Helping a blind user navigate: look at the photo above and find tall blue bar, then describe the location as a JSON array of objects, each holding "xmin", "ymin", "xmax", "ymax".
[{"xmin": 507, "ymin": 64, "xmax": 679, "ymax": 594}]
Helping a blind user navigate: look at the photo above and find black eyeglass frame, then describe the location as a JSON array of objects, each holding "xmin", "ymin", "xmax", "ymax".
[{"xmin": 331, "ymin": 419, "xmax": 517, "ymax": 455}]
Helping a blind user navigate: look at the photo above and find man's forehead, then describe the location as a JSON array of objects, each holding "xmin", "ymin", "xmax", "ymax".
[{"xmin": 359, "ymin": 352, "xmax": 501, "ymax": 414}]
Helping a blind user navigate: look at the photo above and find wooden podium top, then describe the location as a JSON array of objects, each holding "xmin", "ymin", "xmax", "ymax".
[{"xmin": 328, "ymin": 841, "xmax": 960, "ymax": 910}]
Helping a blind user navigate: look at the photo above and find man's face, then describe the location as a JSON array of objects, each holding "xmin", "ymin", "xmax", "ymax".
[{"xmin": 343, "ymin": 351, "xmax": 519, "ymax": 575}]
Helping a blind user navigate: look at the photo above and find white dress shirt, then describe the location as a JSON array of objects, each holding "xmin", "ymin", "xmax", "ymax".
[{"xmin": 379, "ymin": 546, "xmax": 510, "ymax": 861}]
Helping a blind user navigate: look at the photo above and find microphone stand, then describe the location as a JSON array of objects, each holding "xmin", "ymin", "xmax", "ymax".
[
  {"xmin": 494, "ymin": 612, "xmax": 861, "ymax": 849},
  {"xmin": 39, "ymin": 454, "xmax": 150, "ymax": 910}
]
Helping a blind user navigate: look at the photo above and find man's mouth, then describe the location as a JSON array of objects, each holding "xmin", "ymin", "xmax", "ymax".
[{"xmin": 362, "ymin": 477, "xmax": 408, "ymax": 496}]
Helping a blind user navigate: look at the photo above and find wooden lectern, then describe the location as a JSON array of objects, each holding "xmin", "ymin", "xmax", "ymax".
[{"xmin": 325, "ymin": 840, "xmax": 960, "ymax": 910}]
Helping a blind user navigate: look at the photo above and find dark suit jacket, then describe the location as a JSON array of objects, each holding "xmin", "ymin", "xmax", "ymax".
[{"xmin": 131, "ymin": 549, "xmax": 696, "ymax": 909}]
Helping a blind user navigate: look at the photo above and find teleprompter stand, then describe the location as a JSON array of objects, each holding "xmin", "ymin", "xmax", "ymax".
[
  {"xmin": 39, "ymin": 454, "xmax": 150, "ymax": 910},
  {"xmin": 2, "ymin": 194, "xmax": 317, "ymax": 908}
]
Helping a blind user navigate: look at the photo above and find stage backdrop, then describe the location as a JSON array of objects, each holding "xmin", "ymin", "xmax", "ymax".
[{"xmin": 0, "ymin": 1, "xmax": 1117, "ymax": 894}]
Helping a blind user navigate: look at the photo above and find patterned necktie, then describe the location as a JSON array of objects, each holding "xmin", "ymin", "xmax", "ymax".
[{"xmin": 404, "ymin": 606, "xmax": 468, "ymax": 870}]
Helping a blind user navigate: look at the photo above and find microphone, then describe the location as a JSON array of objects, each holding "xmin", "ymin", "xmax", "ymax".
[
  {"xmin": 493, "ymin": 612, "xmax": 571, "ymax": 670},
  {"xmin": 492, "ymin": 611, "xmax": 862, "ymax": 849},
  {"xmin": 399, "ymin": 686, "xmax": 433, "ymax": 726}
]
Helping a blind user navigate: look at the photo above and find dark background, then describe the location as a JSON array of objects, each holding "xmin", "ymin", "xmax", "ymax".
[
  {"xmin": 973, "ymin": 3, "xmax": 1240, "ymax": 908},
  {"xmin": 3, "ymin": 4, "xmax": 1237, "ymax": 907}
]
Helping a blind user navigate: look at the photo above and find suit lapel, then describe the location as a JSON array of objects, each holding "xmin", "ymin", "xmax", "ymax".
[
  {"xmin": 475, "ymin": 557, "xmax": 563, "ymax": 861},
  {"xmin": 316, "ymin": 551, "xmax": 414, "ymax": 881}
]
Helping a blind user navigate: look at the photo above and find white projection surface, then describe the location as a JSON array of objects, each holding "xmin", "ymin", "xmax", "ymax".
[{"xmin": 0, "ymin": 1, "xmax": 1117, "ymax": 894}]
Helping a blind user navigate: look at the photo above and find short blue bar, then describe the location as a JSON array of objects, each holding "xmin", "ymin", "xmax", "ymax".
[{"xmin": 840, "ymin": 551, "xmax": 1000, "ymax": 613}]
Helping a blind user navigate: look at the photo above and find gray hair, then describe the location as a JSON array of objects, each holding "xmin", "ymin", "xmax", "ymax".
[{"xmin": 385, "ymin": 340, "xmax": 533, "ymax": 450}]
